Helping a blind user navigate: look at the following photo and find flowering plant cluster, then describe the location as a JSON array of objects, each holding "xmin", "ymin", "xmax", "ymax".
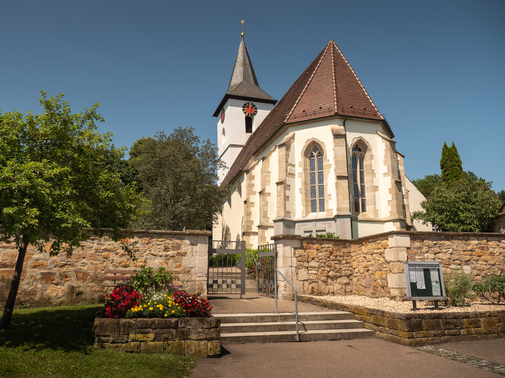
[
  {"xmin": 103, "ymin": 284, "xmax": 142, "ymax": 319},
  {"xmin": 172, "ymin": 291, "xmax": 213, "ymax": 317},
  {"xmin": 102, "ymin": 268, "xmax": 212, "ymax": 318},
  {"xmin": 126, "ymin": 294, "xmax": 186, "ymax": 318}
]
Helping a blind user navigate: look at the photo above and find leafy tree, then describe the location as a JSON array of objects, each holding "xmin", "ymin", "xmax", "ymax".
[
  {"xmin": 0, "ymin": 92, "xmax": 146, "ymax": 329},
  {"xmin": 498, "ymin": 190, "xmax": 505, "ymax": 203},
  {"xmin": 412, "ymin": 175, "xmax": 500, "ymax": 232},
  {"xmin": 412, "ymin": 174, "xmax": 442, "ymax": 198},
  {"xmin": 440, "ymin": 142, "xmax": 463, "ymax": 183},
  {"xmin": 130, "ymin": 127, "xmax": 230, "ymax": 231}
]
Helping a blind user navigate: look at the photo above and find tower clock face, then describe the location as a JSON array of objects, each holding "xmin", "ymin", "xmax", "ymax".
[{"xmin": 242, "ymin": 102, "xmax": 258, "ymax": 117}]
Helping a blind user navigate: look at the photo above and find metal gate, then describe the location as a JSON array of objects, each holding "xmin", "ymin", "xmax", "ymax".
[
  {"xmin": 256, "ymin": 243, "xmax": 277, "ymax": 294},
  {"xmin": 207, "ymin": 240, "xmax": 245, "ymax": 297}
]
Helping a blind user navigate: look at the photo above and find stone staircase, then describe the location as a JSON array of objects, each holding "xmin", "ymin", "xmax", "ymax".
[{"xmin": 215, "ymin": 311, "xmax": 374, "ymax": 344}]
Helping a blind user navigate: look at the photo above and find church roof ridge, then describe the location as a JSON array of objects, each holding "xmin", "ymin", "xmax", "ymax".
[{"xmin": 222, "ymin": 39, "xmax": 394, "ymax": 184}]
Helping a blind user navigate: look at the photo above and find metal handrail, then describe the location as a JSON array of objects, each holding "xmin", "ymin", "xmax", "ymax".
[
  {"xmin": 274, "ymin": 269, "xmax": 300, "ymax": 342},
  {"xmin": 247, "ymin": 248, "xmax": 258, "ymax": 267}
]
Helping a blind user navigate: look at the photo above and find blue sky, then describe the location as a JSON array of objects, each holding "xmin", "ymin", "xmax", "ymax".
[{"xmin": 1, "ymin": 0, "xmax": 504, "ymax": 191}]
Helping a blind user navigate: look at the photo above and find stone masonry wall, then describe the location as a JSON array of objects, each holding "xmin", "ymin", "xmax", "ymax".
[
  {"xmin": 93, "ymin": 316, "xmax": 220, "ymax": 358},
  {"xmin": 0, "ymin": 230, "xmax": 210, "ymax": 308},
  {"xmin": 300, "ymin": 296, "xmax": 505, "ymax": 346},
  {"xmin": 273, "ymin": 231, "xmax": 505, "ymax": 300}
]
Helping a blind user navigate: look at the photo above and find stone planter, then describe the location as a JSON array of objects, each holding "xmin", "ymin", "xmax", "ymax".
[{"xmin": 93, "ymin": 316, "xmax": 221, "ymax": 358}]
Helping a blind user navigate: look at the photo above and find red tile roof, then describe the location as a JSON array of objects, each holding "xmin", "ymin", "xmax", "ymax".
[{"xmin": 222, "ymin": 40, "xmax": 394, "ymax": 185}]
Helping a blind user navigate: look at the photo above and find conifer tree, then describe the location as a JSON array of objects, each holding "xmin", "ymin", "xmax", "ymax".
[{"xmin": 440, "ymin": 142, "xmax": 463, "ymax": 183}]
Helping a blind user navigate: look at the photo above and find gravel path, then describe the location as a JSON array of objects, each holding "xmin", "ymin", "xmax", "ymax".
[{"xmin": 311, "ymin": 295, "xmax": 505, "ymax": 313}]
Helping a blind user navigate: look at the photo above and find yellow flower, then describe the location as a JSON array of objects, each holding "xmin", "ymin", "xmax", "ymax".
[
  {"xmin": 164, "ymin": 313, "xmax": 168, "ymax": 317},
  {"xmin": 149, "ymin": 307, "xmax": 153, "ymax": 311},
  {"xmin": 172, "ymin": 310, "xmax": 175, "ymax": 314},
  {"xmin": 154, "ymin": 302, "xmax": 157, "ymax": 304},
  {"xmin": 148, "ymin": 302, "xmax": 151, "ymax": 305},
  {"xmin": 163, "ymin": 294, "xmax": 167, "ymax": 297}
]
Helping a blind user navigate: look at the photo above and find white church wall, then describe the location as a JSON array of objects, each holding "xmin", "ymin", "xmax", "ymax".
[
  {"xmin": 405, "ymin": 177, "xmax": 432, "ymax": 231},
  {"xmin": 217, "ymin": 99, "xmax": 275, "ymax": 184},
  {"xmin": 224, "ymin": 99, "xmax": 273, "ymax": 147},
  {"xmin": 353, "ymin": 220, "xmax": 385, "ymax": 238},
  {"xmin": 377, "ymin": 136, "xmax": 393, "ymax": 219}
]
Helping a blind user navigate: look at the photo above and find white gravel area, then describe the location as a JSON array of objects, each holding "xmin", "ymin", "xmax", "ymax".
[{"xmin": 309, "ymin": 295, "xmax": 505, "ymax": 314}]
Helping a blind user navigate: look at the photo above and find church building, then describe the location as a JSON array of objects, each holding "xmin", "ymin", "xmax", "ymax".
[{"xmin": 213, "ymin": 34, "xmax": 429, "ymax": 248}]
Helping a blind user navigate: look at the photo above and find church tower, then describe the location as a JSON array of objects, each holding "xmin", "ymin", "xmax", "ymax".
[{"xmin": 213, "ymin": 30, "xmax": 276, "ymax": 183}]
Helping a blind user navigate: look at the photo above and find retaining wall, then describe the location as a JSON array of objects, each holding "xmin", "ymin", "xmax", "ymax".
[
  {"xmin": 0, "ymin": 230, "xmax": 210, "ymax": 308},
  {"xmin": 272, "ymin": 231, "xmax": 505, "ymax": 299},
  {"xmin": 300, "ymin": 296, "xmax": 505, "ymax": 346}
]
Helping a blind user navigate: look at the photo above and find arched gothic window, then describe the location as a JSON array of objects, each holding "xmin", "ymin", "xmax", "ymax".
[
  {"xmin": 309, "ymin": 146, "xmax": 325, "ymax": 212},
  {"xmin": 352, "ymin": 145, "xmax": 366, "ymax": 213}
]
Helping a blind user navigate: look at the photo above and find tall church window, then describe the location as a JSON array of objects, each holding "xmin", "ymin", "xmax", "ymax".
[
  {"xmin": 352, "ymin": 145, "xmax": 366, "ymax": 213},
  {"xmin": 245, "ymin": 116, "xmax": 253, "ymax": 133},
  {"xmin": 309, "ymin": 146, "xmax": 325, "ymax": 212}
]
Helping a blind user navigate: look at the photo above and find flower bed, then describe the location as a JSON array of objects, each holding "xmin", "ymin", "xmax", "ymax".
[{"xmin": 94, "ymin": 266, "xmax": 220, "ymax": 357}]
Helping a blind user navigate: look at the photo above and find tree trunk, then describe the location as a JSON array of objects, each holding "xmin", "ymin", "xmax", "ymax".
[{"xmin": 1, "ymin": 234, "xmax": 29, "ymax": 330}]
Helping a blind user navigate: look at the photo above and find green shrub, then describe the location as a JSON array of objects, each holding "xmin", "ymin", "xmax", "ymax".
[
  {"xmin": 208, "ymin": 253, "xmax": 241, "ymax": 267},
  {"xmin": 245, "ymin": 249, "xmax": 258, "ymax": 276},
  {"xmin": 306, "ymin": 232, "xmax": 340, "ymax": 239},
  {"xmin": 130, "ymin": 265, "xmax": 174, "ymax": 303},
  {"xmin": 473, "ymin": 274, "xmax": 505, "ymax": 305},
  {"xmin": 444, "ymin": 269, "xmax": 473, "ymax": 307}
]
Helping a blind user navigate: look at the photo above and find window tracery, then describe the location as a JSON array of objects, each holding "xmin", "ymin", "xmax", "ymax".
[
  {"xmin": 309, "ymin": 145, "xmax": 325, "ymax": 212},
  {"xmin": 352, "ymin": 144, "xmax": 366, "ymax": 214}
]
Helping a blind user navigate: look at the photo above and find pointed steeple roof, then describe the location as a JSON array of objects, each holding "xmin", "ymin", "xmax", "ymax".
[
  {"xmin": 222, "ymin": 40, "xmax": 394, "ymax": 184},
  {"xmin": 213, "ymin": 36, "xmax": 276, "ymax": 117}
]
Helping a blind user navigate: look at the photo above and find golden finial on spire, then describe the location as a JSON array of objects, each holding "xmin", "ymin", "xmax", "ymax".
[{"xmin": 240, "ymin": 20, "xmax": 245, "ymax": 37}]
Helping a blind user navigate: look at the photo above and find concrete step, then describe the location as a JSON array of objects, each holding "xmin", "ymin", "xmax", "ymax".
[
  {"xmin": 221, "ymin": 328, "xmax": 374, "ymax": 344},
  {"xmin": 215, "ymin": 311, "xmax": 374, "ymax": 344},
  {"xmin": 215, "ymin": 311, "xmax": 355, "ymax": 324},
  {"xmin": 221, "ymin": 319, "xmax": 365, "ymax": 333}
]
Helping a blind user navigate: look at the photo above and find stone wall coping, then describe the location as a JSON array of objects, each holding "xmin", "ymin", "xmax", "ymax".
[
  {"xmin": 82, "ymin": 228, "xmax": 211, "ymax": 237},
  {"xmin": 272, "ymin": 230, "xmax": 505, "ymax": 243},
  {"xmin": 0, "ymin": 226, "xmax": 212, "ymax": 237}
]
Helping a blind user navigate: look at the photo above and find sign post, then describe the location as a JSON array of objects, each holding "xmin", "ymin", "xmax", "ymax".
[{"xmin": 404, "ymin": 261, "xmax": 446, "ymax": 310}]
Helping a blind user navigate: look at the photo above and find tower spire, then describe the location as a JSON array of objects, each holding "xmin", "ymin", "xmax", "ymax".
[{"xmin": 213, "ymin": 26, "xmax": 276, "ymax": 117}]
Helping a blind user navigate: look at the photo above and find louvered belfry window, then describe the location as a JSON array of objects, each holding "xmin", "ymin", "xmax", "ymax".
[
  {"xmin": 309, "ymin": 146, "xmax": 325, "ymax": 213},
  {"xmin": 352, "ymin": 145, "xmax": 367, "ymax": 214}
]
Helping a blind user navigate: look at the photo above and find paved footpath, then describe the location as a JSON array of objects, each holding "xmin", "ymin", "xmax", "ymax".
[{"xmin": 190, "ymin": 295, "xmax": 505, "ymax": 377}]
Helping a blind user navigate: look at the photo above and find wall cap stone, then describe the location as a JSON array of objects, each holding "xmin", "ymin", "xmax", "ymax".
[{"xmin": 272, "ymin": 230, "xmax": 505, "ymax": 243}]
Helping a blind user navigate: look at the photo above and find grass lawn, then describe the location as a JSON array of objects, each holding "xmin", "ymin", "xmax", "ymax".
[{"xmin": 0, "ymin": 304, "xmax": 195, "ymax": 378}]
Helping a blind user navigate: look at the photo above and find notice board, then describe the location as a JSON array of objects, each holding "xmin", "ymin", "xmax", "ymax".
[{"xmin": 403, "ymin": 261, "xmax": 446, "ymax": 301}]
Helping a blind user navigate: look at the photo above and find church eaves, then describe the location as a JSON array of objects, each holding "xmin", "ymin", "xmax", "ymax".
[
  {"xmin": 213, "ymin": 37, "xmax": 276, "ymax": 117},
  {"xmin": 222, "ymin": 40, "xmax": 394, "ymax": 185}
]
